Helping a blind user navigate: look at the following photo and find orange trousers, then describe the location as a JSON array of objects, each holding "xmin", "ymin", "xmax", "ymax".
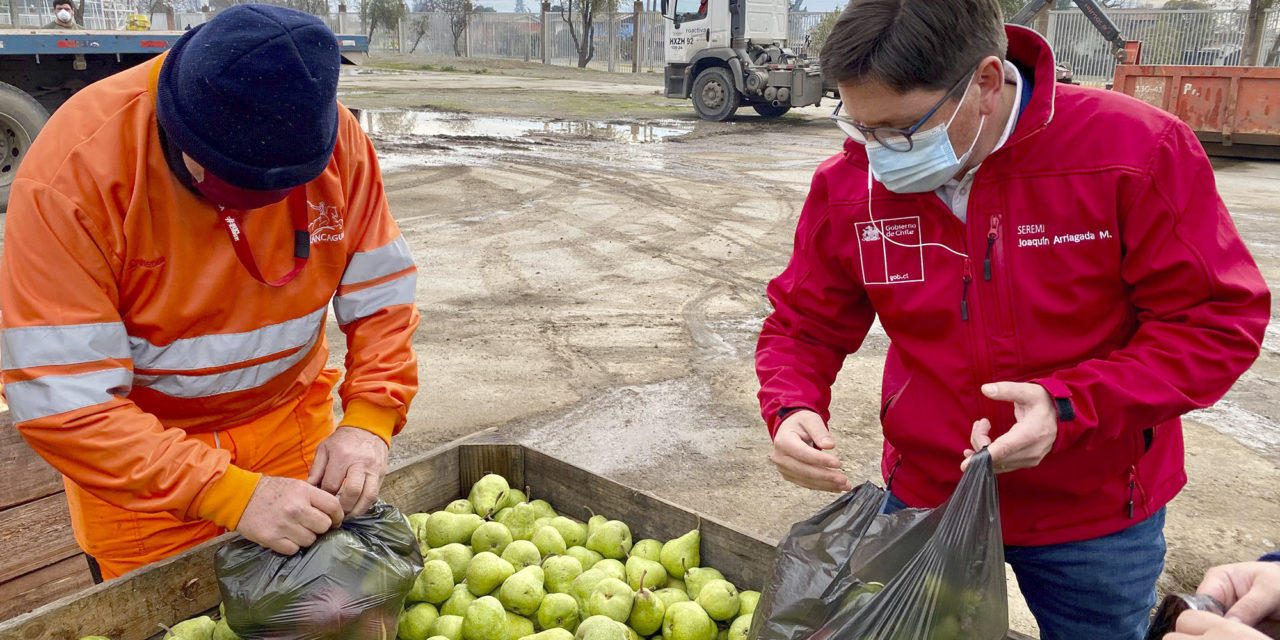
[{"xmin": 65, "ymin": 368, "xmax": 340, "ymax": 580}]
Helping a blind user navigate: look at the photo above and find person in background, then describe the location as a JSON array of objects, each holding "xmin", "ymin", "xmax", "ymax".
[{"xmin": 42, "ymin": 0, "xmax": 83, "ymax": 29}]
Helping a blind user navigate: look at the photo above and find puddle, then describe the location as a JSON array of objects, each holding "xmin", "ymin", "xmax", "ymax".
[{"xmin": 357, "ymin": 109, "xmax": 690, "ymax": 144}]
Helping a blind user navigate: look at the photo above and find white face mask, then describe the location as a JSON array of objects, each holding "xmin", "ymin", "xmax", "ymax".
[
  {"xmin": 56, "ymin": 8, "xmax": 72, "ymax": 21},
  {"xmin": 866, "ymin": 78, "xmax": 986, "ymax": 194}
]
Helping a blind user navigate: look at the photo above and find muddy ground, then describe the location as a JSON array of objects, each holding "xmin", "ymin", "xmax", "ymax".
[{"xmin": 335, "ymin": 58, "xmax": 1280, "ymax": 637}]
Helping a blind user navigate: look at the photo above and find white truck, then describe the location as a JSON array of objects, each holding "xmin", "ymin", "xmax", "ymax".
[{"xmin": 660, "ymin": 0, "xmax": 834, "ymax": 120}]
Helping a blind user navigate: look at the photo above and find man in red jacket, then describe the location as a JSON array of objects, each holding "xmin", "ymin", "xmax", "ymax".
[{"xmin": 754, "ymin": 0, "xmax": 1269, "ymax": 638}]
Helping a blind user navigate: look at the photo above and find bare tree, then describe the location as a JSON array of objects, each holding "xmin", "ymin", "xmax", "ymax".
[
  {"xmin": 1240, "ymin": 0, "xmax": 1275, "ymax": 65},
  {"xmin": 408, "ymin": 13, "xmax": 430, "ymax": 52},
  {"xmin": 561, "ymin": 0, "xmax": 616, "ymax": 67},
  {"xmin": 421, "ymin": 0, "xmax": 469, "ymax": 55}
]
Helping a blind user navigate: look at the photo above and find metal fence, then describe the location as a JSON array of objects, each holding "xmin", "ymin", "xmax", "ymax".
[
  {"xmin": 0, "ymin": 0, "xmax": 132, "ymax": 28},
  {"xmin": 1047, "ymin": 8, "xmax": 1280, "ymax": 83}
]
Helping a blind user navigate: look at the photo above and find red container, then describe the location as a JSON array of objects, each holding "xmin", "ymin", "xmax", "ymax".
[{"xmin": 1113, "ymin": 64, "xmax": 1280, "ymax": 159}]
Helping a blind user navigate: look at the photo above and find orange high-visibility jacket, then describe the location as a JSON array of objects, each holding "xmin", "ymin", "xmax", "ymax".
[{"xmin": 0, "ymin": 55, "xmax": 419, "ymax": 531}]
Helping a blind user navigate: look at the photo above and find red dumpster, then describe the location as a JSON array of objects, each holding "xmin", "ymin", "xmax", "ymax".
[{"xmin": 1113, "ymin": 64, "xmax": 1280, "ymax": 160}]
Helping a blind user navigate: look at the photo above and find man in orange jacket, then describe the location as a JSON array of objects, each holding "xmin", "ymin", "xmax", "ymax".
[{"xmin": 0, "ymin": 5, "xmax": 419, "ymax": 580}]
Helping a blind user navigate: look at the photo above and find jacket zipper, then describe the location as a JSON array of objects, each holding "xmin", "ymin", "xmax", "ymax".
[
  {"xmin": 961, "ymin": 259, "xmax": 972, "ymax": 322},
  {"xmin": 1126, "ymin": 468, "xmax": 1137, "ymax": 519},
  {"xmin": 984, "ymin": 215, "xmax": 1000, "ymax": 282}
]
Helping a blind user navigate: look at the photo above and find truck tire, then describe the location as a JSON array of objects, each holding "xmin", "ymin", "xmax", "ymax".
[
  {"xmin": 691, "ymin": 67, "xmax": 739, "ymax": 122},
  {"xmin": 752, "ymin": 104, "xmax": 791, "ymax": 118},
  {"xmin": 0, "ymin": 82, "xmax": 50, "ymax": 213}
]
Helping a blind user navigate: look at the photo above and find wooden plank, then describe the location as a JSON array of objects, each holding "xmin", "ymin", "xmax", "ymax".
[
  {"xmin": 0, "ymin": 411, "xmax": 64, "ymax": 510},
  {"xmin": 0, "ymin": 556, "xmax": 94, "ymax": 622},
  {"xmin": 0, "ymin": 533, "xmax": 226, "ymax": 640},
  {"xmin": 0, "ymin": 494, "xmax": 80, "ymax": 584},
  {"xmin": 458, "ymin": 444, "xmax": 524, "ymax": 499},
  {"xmin": 382, "ymin": 443, "xmax": 462, "ymax": 515},
  {"xmin": 521, "ymin": 447, "xmax": 779, "ymax": 591}
]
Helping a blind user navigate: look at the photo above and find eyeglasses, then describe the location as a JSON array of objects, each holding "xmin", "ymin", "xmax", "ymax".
[{"xmin": 831, "ymin": 67, "xmax": 978, "ymax": 152}]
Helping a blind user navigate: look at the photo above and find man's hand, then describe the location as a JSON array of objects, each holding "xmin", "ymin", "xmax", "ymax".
[
  {"xmin": 769, "ymin": 410, "xmax": 852, "ymax": 493},
  {"xmin": 1166, "ymin": 610, "xmax": 1270, "ymax": 639},
  {"xmin": 1196, "ymin": 561, "xmax": 1280, "ymax": 634},
  {"xmin": 307, "ymin": 426, "xmax": 389, "ymax": 517},
  {"xmin": 236, "ymin": 476, "xmax": 344, "ymax": 555},
  {"xmin": 961, "ymin": 382, "xmax": 1057, "ymax": 473}
]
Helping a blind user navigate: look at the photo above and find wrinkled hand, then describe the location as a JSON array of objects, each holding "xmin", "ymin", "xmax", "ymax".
[
  {"xmin": 307, "ymin": 426, "xmax": 389, "ymax": 517},
  {"xmin": 961, "ymin": 382, "xmax": 1057, "ymax": 473},
  {"xmin": 769, "ymin": 410, "xmax": 852, "ymax": 493},
  {"xmin": 236, "ymin": 475, "xmax": 344, "ymax": 555},
  {"xmin": 1195, "ymin": 561, "xmax": 1280, "ymax": 635},
  {"xmin": 1166, "ymin": 610, "xmax": 1270, "ymax": 639}
]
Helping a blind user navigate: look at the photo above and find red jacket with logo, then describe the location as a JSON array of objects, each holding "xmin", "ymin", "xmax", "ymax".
[{"xmin": 755, "ymin": 27, "xmax": 1269, "ymax": 546}]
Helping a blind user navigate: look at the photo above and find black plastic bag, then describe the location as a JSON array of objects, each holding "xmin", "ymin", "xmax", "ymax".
[
  {"xmin": 216, "ymin": 499, "xmax": 424, "ymax": 640},
  {"xmin": 750, "ymin": 449, "xmax": 1007, "ymax": 640}
]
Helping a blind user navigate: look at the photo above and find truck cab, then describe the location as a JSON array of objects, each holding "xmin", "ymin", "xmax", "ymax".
[{"xmin": 662, "ymin": 0, "xmax": 831, "ymax": 120}]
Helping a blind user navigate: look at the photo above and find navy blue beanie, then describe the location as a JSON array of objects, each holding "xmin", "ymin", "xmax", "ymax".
[{"xmin": 156, "ymin": 4, "xmax": 340, "ymax": 191}]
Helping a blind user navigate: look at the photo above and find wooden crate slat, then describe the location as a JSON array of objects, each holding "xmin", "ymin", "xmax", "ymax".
[
  {"xmin": 381, "ymin": 444, "xmax": 461, "ymax": 515},
  {"xmin": 0, "ymin": 412, "xmax": 64, "ymax": 510},
  {"xmin": 0, "ymin": 494, "xmax": 81, "ymax": 584},
  {"xmin": 0, "ymin": 555, "xmax": 94, "ymax": 622},
  {"xmin": 458, "ymin": 443, "xmax": 525, "ymax": 498},
  {"xmin": 520, "ymin": 448, "xmax": 778, "ymax": 591}
]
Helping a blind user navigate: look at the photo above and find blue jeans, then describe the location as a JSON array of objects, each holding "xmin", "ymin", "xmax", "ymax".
[{"xmin": 881, "ymin": 492, "xmax": 1165, "ymax": 640}]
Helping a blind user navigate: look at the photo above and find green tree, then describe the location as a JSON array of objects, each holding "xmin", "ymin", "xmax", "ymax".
[
  {"xmin": 806, "ymin": 8, "xmax": 841, "ymax": 57},
  {"xmin": 361, "ymin": 0, "xmax": 407, "ymax": 41},
  {"xmin": 561, "ymin": 0, "xmax": 617, "ymax": 67}
]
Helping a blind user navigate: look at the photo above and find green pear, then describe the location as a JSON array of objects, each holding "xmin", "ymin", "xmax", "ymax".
[
  {"xmin": 630, "ymin": 539, "xmax": 663, "ymax": 562},
  {"xmin": 529, "ymin": 499, "xmax": 557, "ymax": 519},
  {"xmin": 694, "ymin": 580, "xmax": 738, "ymax": 621},
  {"xmin": 654, "ymin": 588, "xmax": 690, "ymax": 609},
  {"xmin": 219, "ymin": 602, "xmax": 225, "ymax": 618},
  {"xmin": 683, "ymin": 568, "xmax": 723, "ymax": 600},
  {"xmin": 429, "ymin": 543, "xmax": 476, "ymax": 584},
  {"xmin": 411, "ymin": 560, "xmax": 457, "ymax": 604},
  {"xmin": 536, "ymin": 592, "xmax": 580, "ymax": 631},
  {"xmin": 502, "ymin": 540, "xmax": 543, "ymax": 570},
  {"xmin": 470, "ymin": 475, "xmax": 511, "ymax": 518},
  {"xmin": 661, "ymin": 602, "xmax": 716, "ymax": 640},
  {"xmin": 400, "ymin": 603, "xmax": 441, "ymax": 640},
  {"xmin": 167, "ymin": 616, "xmax": 216, "ymax": 640},
  {"xmin": 429, "ymin": 636, "xmax": 452, "ymax": 640},
  {"xmin": 212, "ymin": 619, "xmax": 237, "ymax": 640},
  {"xmin": 626, "ymin": 627, "xmax": 642, "ymax": 640},
  {"xmin": 717, "ymin": 630, "xmax": 727, "ymax": 640},
  {"xmin": 626, "ymin": 557, "xmax": 667, "ymax": 591},
  {"xmin": 588, "ymin": 578, "xmax": 635, "ymax": 623},
  {"xmin": 505, "ymin": 612, "xmax": 534, "ymax": 640},
  {"xmin": 534, "ymin": 516, "xmax": 556, "ymax": 533},
  {"xmin": 447, "ymin": 500, "xmax": 475, "ymax": 514},
  {"xmin": 665, "ymin": 577, "xmax": 685, "ymax": 592},
  {"xmin": 572, "ymin": 568, "xmax": 612, "ymax": 610},
  {"xmin": 473, "ymin": 521, "xmax": 515, "ymax": 555},
  {"xmin": 427, "ymin": 512, "xmax": 485, "ymax": 548},
  {"xmin": 548, "ymin": 517, "xmax": 587, "ymax": 547},
  {"xmin": 542, "ymin": 554, "xmax": 584, "ymax": 594},
  {"xmin": 443, "ymin": 584, "xmax": 479, "ymax": 617},
  {"xmin": 410, "ymin": 513, "xmax": 433, "ymax": 549},
  {"xmin": 533, "ymin": 526, "xmax": 569, "ymax": 558},
  {"xmin": 586, "ymin": 521, "xmax": 632, "ymax": 560},
  {"xmin": 506, "ymin": 488, "xmax": 529, "ymax": 507},
  {"xmin": 468, "ymin": 552, "xmax": 516, "ymax": 596},
  {"xmin": 593, "ymin": 559, "xmax": 626, "ymax": 583},
  {"xmin": 568, "ymin": 546, "xmax": 604, "ymax": 570},
  {"xmin": 575, "ymin": 616, "xmax": 628, "ymax": 640},
  {"xmin": 628, "ymin": 587, "xmax": 666, "ymax": 636},
  {"xmin": 736, "ymin": 592, "xmax": 760, "ymax": 618},
  {"xmin": 521, "ymin": 630, "xmax": 574, "ymax": 640},
  {"xmin": 503, "ymin": 503, "xmax": 541, "ymax": 541},
  {"xmin": 659, "ymin": 531, "xmax": 700, "ymax": 579},
  {"xmin": 493, "ymin": 508, "xmax": 514, "ymax": 525},
  {"xmin": 498, "ymin": 566, "xmax": 547, "ymax": 616},
  {"xmin": 430, "ymin": 615, "xmax": 465, "ymax": 640},
  {"xmin": 586, "ymin": 515, "xmax": 608, "ymax": 540},
  {"xmin": 727, "ymin": 616, "xmax": 750, "ymax": 640},
  {"xmin": 462, "ymin": 596, "xmax": 509, "ymax": 640}
]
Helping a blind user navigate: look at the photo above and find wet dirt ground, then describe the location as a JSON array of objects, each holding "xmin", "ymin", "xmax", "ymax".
[{"xmin": 331, "ymin": 60, "xmax": 1280, "ymax": 637}]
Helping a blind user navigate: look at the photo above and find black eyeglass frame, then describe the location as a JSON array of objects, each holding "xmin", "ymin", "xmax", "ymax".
[{"xmin": 831, "ymin": 66, "xmax": 980, "ymax": 152}]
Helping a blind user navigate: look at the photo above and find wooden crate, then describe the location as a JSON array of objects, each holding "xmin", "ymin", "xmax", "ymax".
[
  {"xmin": 0, "ymin": 411, "xmax": 95, "ymax": 621},
  {"xmin": 0, "ymin": 434, "xmax": 1034, "ymax": 640}
]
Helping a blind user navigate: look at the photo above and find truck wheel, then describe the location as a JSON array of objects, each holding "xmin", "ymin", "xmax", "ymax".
[
  {"xmin": 0, "ymin": 82, "xmax": 49, "ymax": 213},
  {"xmin": 691, "ymin": 67, "xmax": 739, "ymax": 122},
  {"xmin": 752, "ymin": 104, "xmax": 791, "ymax": 118}
]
